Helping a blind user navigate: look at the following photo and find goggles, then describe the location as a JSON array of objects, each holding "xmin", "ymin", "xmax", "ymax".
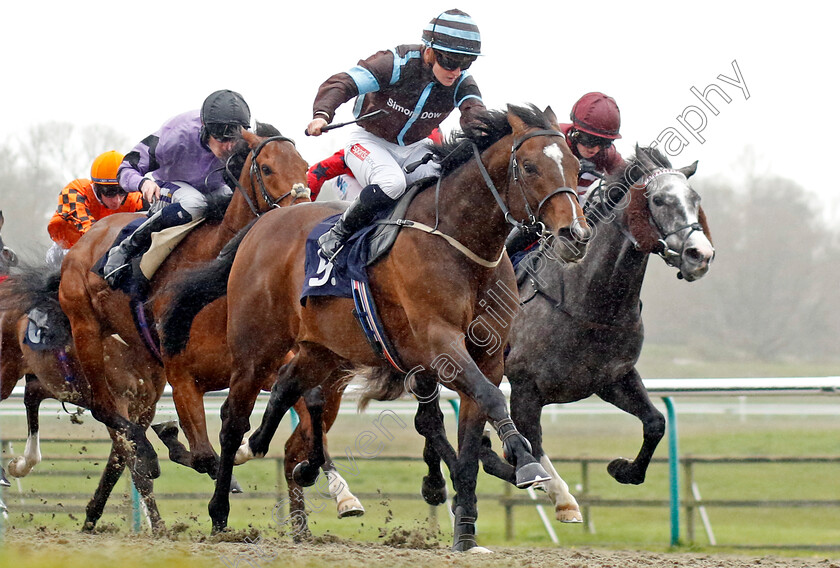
[
  {"xmin": 574, "ymin": 131, "xmax": 613, "ymax": 149},
  {"xmin": 94, "ymin": 183, "xmax": 124, "ymax": 198},
  {"xmin": 206, "ymin": 122, "xmax": 243, "ymax": 142},
  {"xmin": 434, "ymin": 49, "xmax": 476, "ymax": 71}
]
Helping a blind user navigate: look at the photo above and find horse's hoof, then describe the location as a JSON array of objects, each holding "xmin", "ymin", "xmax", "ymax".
[
  {"xmin": 81, "ymin": 521, "xmax": 96, "ymax": 533},
  {"xmin": 607, "ymin": 458, "xmax": 644, "ymax": 485},
  {"xmin": 337, "ymin": 497, "xmax": 365, "ymax": 518},
  {"xmin": 515, "ymin": 462, "xmax": 551, "ymax": 488},
  {"xmin": 7, "ymin": 457, "xmax": 30, "ymax": 478},
  {"xmin": 468, "ymin": 546, "xmax": 494, "ymax": 554},
  {"xmin": 150, "ymin": 421, "xmax": 180, "ymax": 442},
  {"xmin": 421, "ymin": 475, "xmax": 448, "ymax": 506},
  {"xmin": 0, "ymin": 466, "xmax": 10, "ymax": 487},
  {"xmin": 234, "ymin": 438, "xmax": 255, "ymax": 465},
  {"xmin": 133, "ymin": 453, "xmax": 161, "ymax": 480},
  {"xmin": 556, "ymin": 507, "xmax": 583, "ymax": 523},
  {"xmin": 292, "ymin": 461, "xmax": 319, "ymax": 487},
  {"xmin": 230, "ymin": 476, "xmax": 244, "ymax": 494}
]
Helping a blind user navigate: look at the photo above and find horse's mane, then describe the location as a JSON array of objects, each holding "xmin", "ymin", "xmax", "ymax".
[
  {"xmin": 593, "ymin": 146, "xmax": 672, "ymax": 253},
  {"xmin": 224, "ymin": 121, "xmax": 283, "ymax": 183},
  {"xmin": 431, "ymin": 104, "xmax": 553, "ymax": 177}
]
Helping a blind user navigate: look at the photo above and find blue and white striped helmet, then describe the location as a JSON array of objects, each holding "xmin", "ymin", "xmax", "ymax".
[{"xmin": 421, "ymin": 9, "xmax": 482, "ymax": 56}]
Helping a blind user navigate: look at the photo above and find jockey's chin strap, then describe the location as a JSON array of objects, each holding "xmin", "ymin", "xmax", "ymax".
[
  {"xmin": 629, "ymin": 168, "xmax": 707, "ymax": 276},
  {"xmin": 225, "ymin": 135, "xmax": 310, "ymax": 217}
]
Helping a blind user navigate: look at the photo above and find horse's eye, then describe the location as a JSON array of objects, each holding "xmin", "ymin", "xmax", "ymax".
[
  {"xmin": 261, "ymin": 164, "xmax": 273, "ymax": 176},
  {"xmin": 652, "ymin": 195, "xmax": 665, "ymax": 207},
  {"xmin": 523, "ymin": 162, "xmax": 538, "ymax": 175}
]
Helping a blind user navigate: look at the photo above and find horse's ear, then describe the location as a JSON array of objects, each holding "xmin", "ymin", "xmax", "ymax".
[
  {"xmin": 507, "ymin": 105, "xmax": 527, "ymax": 137},
  {"xmin": 679, "ymin": 160, "xmax": 699, "ymax": 179},
  {"xmin": 543, "ymin": 106, "xmax": 559, "ymax": 128},
  {"xmin": 241, "ymin": 129, "xmax": 259, "ymax": 149}
]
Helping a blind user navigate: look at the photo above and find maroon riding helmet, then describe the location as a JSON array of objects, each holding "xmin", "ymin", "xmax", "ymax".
[{"xmin": 570, "ymin": 92, "xmax": 622, "ymax": 140}]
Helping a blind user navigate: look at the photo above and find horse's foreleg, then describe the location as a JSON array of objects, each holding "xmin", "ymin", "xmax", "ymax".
[
  {"xmin": 597, "ymin": 368, "xmax": 666, "ymax": 485},
  {"xmin": 8, "ymin": 375, "xmax": 45, "ymax": 477},
  {"xmin": 290, "ymin": 386, "xmax": 327, "ymax": 487},
  {"xmin": 451, "ymin": 359, "xmax": 549, "ymax": 489},
  {"xmin": 211, "ymin": 363, "xmax": 299, "ymax": 533},
  {"xmin": 448, "ymin": 397, "xmax": 489, "ymax": 553}
]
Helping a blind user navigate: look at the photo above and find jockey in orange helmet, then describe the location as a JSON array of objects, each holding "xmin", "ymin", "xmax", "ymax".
[{"xmin": 46, "ymin": 150, "xmax": 145, "ymax": 266}]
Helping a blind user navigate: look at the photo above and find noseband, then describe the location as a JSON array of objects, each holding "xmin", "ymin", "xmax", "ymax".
[
  {"xmin": 225, "ymin": 135, "xmax": 310, "ymax": 217},
  {"xmin": 471, "ymin": 129, "xmax": 578, "ymax": 234},
  {"xmin": 631, "ymin": 168, "xmax": 708, "ymax": 271}
]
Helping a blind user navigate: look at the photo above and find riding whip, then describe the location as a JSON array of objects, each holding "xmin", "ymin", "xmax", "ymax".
[{"xmin": 305, "ymin": 109, "xmax": 388, "ymax": 136}]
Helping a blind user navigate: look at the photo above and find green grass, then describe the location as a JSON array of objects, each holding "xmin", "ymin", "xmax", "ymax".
[{"xmin": 2, "ymin": 397, "xmax": 839, "ymax": 558}]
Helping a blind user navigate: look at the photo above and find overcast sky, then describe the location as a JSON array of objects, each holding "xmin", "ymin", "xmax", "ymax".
[{"xmin": 2, "ymin": 1, "xmax": 836, "ymax": 219}]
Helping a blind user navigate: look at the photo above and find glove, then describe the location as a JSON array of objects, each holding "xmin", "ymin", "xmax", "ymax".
[{"xmin": 579, "ymin": 159, "xmax": 598, "ymax": 176}]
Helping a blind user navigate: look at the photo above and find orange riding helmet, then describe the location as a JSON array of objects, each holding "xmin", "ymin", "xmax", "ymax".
[{"xmin": 90, "ymin": 150, "xmax": 124, "ymax": 185}]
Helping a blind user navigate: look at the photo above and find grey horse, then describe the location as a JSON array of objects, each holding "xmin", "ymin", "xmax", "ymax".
[
  {"xmin": 414, "ymin": 146, "xmax": 715, "ymax": 523},
  {"xmin": 496, "ymin": 146, "xmax": 715, "ymax": 521}
]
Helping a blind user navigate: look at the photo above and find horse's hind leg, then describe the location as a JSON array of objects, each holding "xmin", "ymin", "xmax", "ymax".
[
  {"xmin": 597, "ymin": 368, "xmax": 666, "ymax": 485},
  {"xmin": 60, "ymin": 279, "xmax": 159, "ymax": 479},
  {"xmin": 83, "ymin": 429, "xmax": 128, "ymax": 532},
  {"xmin": 131, "ymin": 408, "xmax": 165, "ymax": 533},
  {"xmin": 412, "ymin": 374, "xmax": 456, "ymax": 506},
  {"xmin": 8, "ymin": 375, "xmax": 46, "ymax": 478},
  {"xmin": 509, "ymin": 379, "xmax": 581, "ymax": 522},
  {"xmin": 320, "ymin": 374, "xmax": 364, "ymax": 518}
]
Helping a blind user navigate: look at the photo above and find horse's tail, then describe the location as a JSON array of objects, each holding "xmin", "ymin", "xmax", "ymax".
[
  {"xmin": 160, "ymin": 219, "xmax": 257, "ymax": 357},
  {"xmin": 356, "ymin": 365, "xmax": 406, "ymax": 411},
  {"xmin": 0, "ymin": 261, "xmax": 71, "ymax": 346}
]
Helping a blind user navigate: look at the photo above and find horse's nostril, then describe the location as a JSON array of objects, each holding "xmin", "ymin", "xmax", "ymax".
[{"xmin": 685, "ymin": 248, "xmax": 706, "ymax": 264}]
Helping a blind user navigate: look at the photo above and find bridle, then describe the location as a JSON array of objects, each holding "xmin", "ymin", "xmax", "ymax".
[
  {"xmin": 629, "ymin": 168, "xmax": 709, "ymax": 272},
  {"xmin": 395, "ymin": 128, "xmax": 581, "ymax": 269},
  {"xmin": 225, "ymin": 135, "xmax": 310, "ymax": 217},
  {"xmin": 471, "ymin": 129, "xmax": 579, "ymax": 235}
]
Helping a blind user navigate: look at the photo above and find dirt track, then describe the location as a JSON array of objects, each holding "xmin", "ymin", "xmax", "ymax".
[{"xmin": 4, "ymin": 528, "xmax": 839, "ymax": 568}]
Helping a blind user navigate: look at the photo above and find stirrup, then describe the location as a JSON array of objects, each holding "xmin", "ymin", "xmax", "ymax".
[
  {"xmin": 103, "ymin": 262, "xmax": 130, "ymax": 287},
  {"xmin": 318, "ymin": 230, "xmax": 347, "ymax": 263}
]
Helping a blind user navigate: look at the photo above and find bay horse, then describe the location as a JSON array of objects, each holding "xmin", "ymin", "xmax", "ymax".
[
  {"xmin": 161, "ymin": 104, "xmax": 591, "ymax": 550},
  {"xmin": 57, "ymin": 124, "xmax": 310, "ymax": 482},
  {"xmin": 0, "ymin": 263, "xmax": 165, "ymax": 531},
  {"xmin": 474, "ymin": 146, "xmax": 715, "ymax": 522}
]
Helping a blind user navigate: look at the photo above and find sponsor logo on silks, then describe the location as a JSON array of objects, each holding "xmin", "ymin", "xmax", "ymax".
[
  {"xmin": 387, "ymin": 98, "xmax": 442, "ymax": 120},
  {"xmin": 350, "ymin": 144, "xmax": 370, "ymax": 161}
]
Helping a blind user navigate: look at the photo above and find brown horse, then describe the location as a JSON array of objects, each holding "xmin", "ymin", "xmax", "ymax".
[
  {"xmin": 0, "ymin": 264, "xmax": 165, "ymax": 531},
  {"xmin": 57, "ymin": 124, "xmax": 309, "ymax": 481},
  {"xmin": 161, "ymin": 105, "xmax": 592, "ymax": 550}
]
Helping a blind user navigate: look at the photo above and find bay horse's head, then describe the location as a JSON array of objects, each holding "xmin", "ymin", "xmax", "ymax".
[
  {"xmin": 225, "ymin": 123, "xmax": 311, "ymax": 216},
  {"xmin": 617, "ymin": 146, "xmax": 715, "ymax": 281},
  {"xmin": 0, "ymin": 211, "xmax": 19, "ymax": 275},
  {"xmin": 480, "ymin": 105, "xmax": 591, "ymax": 263}
]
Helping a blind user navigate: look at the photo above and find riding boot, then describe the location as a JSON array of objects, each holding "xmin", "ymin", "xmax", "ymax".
[
  {"xmin": 103, "ymin": 204, "xmax": 193, "ymax": 287},
  {"xmin": 318, "ymin": 184, "xmax": 395, "ymax": 261}
]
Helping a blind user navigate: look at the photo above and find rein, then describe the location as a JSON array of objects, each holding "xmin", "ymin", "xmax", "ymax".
[{"xmin": 225, "ymin": 135, "xmax": 310, "ymax": 217}]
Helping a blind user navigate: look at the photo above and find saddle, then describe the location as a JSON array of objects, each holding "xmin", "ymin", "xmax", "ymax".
[{"xmin": 94, "ymin": 218, "xmax": 204, "ymax": 297}]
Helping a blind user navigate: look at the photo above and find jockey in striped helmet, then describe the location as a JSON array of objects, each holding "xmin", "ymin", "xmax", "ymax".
[{"xmin": 307, "ymin": 9, "xmax": 486, "ymax": 261}]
